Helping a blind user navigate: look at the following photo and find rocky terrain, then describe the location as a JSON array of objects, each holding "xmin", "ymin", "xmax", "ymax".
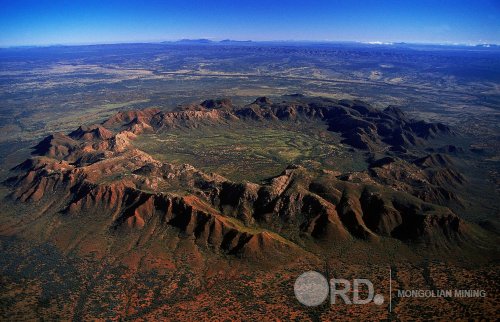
[
  {"xmin": 2, "ymin": 96, "xmax": 488, "ymax": 253},
  {"xmin": 1, "ymin": 95, "xmax": 498, "ymax": 320}
]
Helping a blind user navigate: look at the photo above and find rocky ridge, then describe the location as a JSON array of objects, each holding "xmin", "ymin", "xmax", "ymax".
[{"xmin": 3, "ymin": 96, "xmax": 476, "ymax": 260}]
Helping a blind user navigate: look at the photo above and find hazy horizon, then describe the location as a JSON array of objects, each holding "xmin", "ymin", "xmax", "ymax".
[
  {"xmin": 1, "ymin": 0, "xmax": 499, "ymax": 47},
  {"xmin": 2, "ymin": 38, "xmax": 500, "ymax": 50}
]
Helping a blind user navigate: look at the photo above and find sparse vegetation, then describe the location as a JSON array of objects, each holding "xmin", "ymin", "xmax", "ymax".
[{"xmin": 133, "ymin": 121, "xmax": 366, "ymax": 182}]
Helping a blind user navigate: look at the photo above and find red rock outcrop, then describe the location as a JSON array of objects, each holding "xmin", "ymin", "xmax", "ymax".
[{"xmin": 3, "ymin": 95, "xmax": 475, "ymax": 260}]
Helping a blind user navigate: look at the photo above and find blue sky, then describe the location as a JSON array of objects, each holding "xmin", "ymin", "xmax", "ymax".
[{"xmin": 0, "ymin": 0, "xmax": 499, "ymax": 46}]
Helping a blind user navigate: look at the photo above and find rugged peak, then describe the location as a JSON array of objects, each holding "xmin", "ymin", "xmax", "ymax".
[
  {"xmin": 69, "ymin": 124, "xmax": 114, "ymax": 141},
  {"xmin": 407, "ymin": 120, "xmax": 452, "ymax": 139},
  {"xmin": 200, "ymin": 98, "xmax": 233, "ymax": 109},
  {"xmin": 102, "ymin": 108, "xmax": 160, "ymax": 127},
  {"xmin": 94, "ymin": 95, "xmax": 454, "ymax": 153},
  {"xmin": 384, "ymin": 105, "xmax": 406, "ymax": 119},
  {"xmin": 253, "ymin": 96, "xmax": 272, "ymax": 105},
  {"xmin": 32, "ymin": 132, "xmax": 76, "ymax": 158},
  {"xmin": 414, "ymin": 153, "xmax": 454, "ymax": 168}
]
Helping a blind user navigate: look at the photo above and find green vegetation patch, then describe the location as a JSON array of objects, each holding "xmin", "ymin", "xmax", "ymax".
[{"xmin": 132, "ymin": 121, "xmax": 367, "ymax": 182}]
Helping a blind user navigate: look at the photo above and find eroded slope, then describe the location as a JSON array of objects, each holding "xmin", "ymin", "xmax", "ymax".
[{"xmin": 3, "ymin": 95, "xmax": 490, "ymax": 262}]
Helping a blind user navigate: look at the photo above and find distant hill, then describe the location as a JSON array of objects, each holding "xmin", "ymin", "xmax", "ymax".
[{"xmin": 158, "ymin": 38, "xmax": 214, "ymax": 45}]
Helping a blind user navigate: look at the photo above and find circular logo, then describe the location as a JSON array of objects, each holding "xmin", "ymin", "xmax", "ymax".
[
  {"xmin": 373, "ymin": 294, "xmax": 384, "ymax": 305},
  {"xmin": 294, "ymin": 271, "xmax": 329, "ymax": 306}
]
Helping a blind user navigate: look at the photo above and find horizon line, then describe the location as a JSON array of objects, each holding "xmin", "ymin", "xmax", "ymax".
[{"xmin": 1, "ymin": 38, "xmax": 499, "ymax": 49}]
